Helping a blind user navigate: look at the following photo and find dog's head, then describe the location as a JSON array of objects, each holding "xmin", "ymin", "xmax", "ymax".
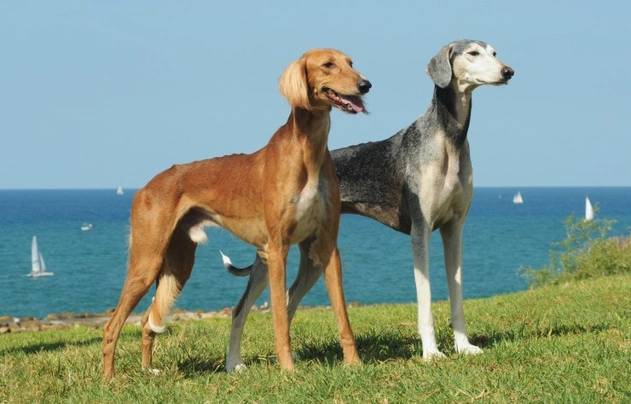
[
  {"xmin": 279, "ymin": 49, "xmax": 371, "ymax": 114},
  {"xmin": 427, "ymin": 40, "xmax": 514, "ymax": 91}
]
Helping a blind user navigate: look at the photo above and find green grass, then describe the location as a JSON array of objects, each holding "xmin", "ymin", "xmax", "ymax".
[{"xmin": 2, "ymin": 275, "xmax": 630, "ymax": 403}]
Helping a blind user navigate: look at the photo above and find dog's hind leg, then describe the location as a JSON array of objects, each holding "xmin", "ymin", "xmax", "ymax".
[
  {"xmin": 103, "ymin": 239, "xmax": 166, "ymax": 379},
  {"xmin": 287, "ymin": 238, "xmax": 323, "ymax": 322},
  {"xmin": 141, "ymin": 228, "xmax": 197, "ymax": 373},
  {"xmin": 226, "ymin": 255, "xmax": 269, "ymax": 373},
  {"xmin": 411, "ymin": 224, "xmax": 446, "ymax": 360},
  {"xmin": 440, "ymin": 222, "xmax": 483, "ymax": 356}
]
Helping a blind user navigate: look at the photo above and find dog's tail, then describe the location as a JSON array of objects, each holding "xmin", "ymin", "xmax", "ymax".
[
  {"xmin": 147, "ymin": 271, "xmax": 181, "ymax": 334},
  {"xmin": 220, "ymin": 251, "xmax": 252, "ymax": 277}
]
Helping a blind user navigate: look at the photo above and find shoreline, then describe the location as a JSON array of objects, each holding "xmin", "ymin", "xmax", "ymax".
[
  {"xmin": 0, "ymin": 302, "xmax": 366, "ymax": 334},
  {"xmin": 0, "ymin": 306, "xmax": 253, "ymax": 334},
  {"xmin": 0, "ymin": 302, "xmax": 358, "ymax": 334}
]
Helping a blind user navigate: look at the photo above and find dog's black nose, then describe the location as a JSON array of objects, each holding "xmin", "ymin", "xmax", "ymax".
[
  {"xmin": 357, "ymin": 79, "xmax": 372, "ymax": 94},
  {"xmin": 501, "ymin": 67, "xmax": 514, "ymax": 79}
]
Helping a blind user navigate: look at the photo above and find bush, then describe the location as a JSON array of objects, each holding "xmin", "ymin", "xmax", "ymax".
[{"xmin": 520, "ymin": 205, "xmax": 631, "ymax": 287}]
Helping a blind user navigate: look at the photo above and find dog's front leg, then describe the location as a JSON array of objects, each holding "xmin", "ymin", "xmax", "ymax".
[
  {"xmin": 411, "ymin": 224, "xmax": 445, "ymax": 360},
  {"xmin": 440, "ymin": 221, "xmax": 483, "ymax": 356},
  {"xmin": 267, "ymin": 244, "xmax": 295, "ymax": 371},
  {"xmin": 319, "ymin": 243, "xmax": 360, "ymax": 366},
  {"xmin": 287, "ymin": 238, "xmax": 324, "ymax": 323}
]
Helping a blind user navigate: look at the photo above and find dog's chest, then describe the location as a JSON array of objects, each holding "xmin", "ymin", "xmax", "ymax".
[
  {"xmin": 290, "ymin": 181, "xmax": 327, "ymax": 242},
  {"xmin": 419, "ymin": 144, "xmax": 473, "ymax": 226}
]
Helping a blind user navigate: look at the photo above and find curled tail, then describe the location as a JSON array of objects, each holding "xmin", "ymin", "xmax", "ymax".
[{"xmin": 220, "ymin": 251, "xmax": 252, "ymax": 277}]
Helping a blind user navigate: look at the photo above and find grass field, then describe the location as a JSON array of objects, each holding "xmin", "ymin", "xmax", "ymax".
[{"xmin": 1, "ymin": 275, "xmax": 630, "ymax": 403}]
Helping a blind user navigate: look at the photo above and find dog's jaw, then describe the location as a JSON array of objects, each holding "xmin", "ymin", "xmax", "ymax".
[{"xmin": 322, "ymin": 88, "xmax": 365, "ymax": 114}]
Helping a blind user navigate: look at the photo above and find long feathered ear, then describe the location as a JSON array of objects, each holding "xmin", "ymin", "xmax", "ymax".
[
  {"xmin": 278, "ymin": 58, "xmax": 311, "ymax": 110},
  {"xmin": 426, "ymin": 45, "xmax": 453, "ymax": 88}
]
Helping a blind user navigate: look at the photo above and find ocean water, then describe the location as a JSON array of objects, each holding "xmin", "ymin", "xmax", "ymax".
[{"xmin": 1, "ymin": 187, "xmax": 630, "ymax": 319}]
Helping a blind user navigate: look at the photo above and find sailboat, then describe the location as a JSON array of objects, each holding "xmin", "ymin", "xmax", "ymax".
[
  {"xmin": 28, "ymin": 236, "xmax": 53, "ymax": 277},
  {"xmin": 585, "ymin": 196, "xmax": 594, "ymax": 221},
  {"xmin": 513, "ymin": 191, "xmax": 523, "ymax": 204},
  {"xmin": 116, "ymin": 186, "xmax": 124, "ymax": 195}
]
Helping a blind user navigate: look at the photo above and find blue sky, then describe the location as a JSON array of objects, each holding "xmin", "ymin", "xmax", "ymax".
[{"xmin": 1, "ymin": 1, "xmax": 629, "ymax": 189}]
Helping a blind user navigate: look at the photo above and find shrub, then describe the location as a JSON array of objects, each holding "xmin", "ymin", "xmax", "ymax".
[{"xmin": 520, "ymin": 205, "xmax": 630, "ymax": 287}]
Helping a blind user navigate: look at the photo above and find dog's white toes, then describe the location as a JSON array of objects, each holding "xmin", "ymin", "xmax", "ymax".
[
  {"xmin": 233, "ymin": 363, "xmax": 247, "ymax": 373},
  {"xmin": 423, "ymin": 351, "xmax": 447, "ymax": 362},
  {"xmin": 226, "ymin": 361, "xmax": 247, "ymax": 373},
  {"xmin": 458, "ymin": 344, "xmax": 483, "ymax": 356},
  {"xmin": 147, "ymin": 368, "xmax": 162, "ymax": 375}
]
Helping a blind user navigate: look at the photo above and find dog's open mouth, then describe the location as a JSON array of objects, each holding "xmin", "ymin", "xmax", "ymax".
[{"xmin": 323, "ymin": 88, "xmax": 365, "ymax": 114}]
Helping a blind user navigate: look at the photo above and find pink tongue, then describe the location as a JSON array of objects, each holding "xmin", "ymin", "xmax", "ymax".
[{"xmin": 340, "ymin": 95, "xmax": 364, "ymax": 113}]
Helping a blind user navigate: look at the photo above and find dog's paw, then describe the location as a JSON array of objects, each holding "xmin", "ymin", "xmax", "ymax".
[
  {"xmin": 226, "ymin": 361, "xmax": 246, "ymax": 373},
  {"xmin": 233, "ymin": 363, "xmax": 247, "ymax": 373},
  {"xmin": 147, "ymin": 368, "xmax": 162, "ymax": 376},
  {"xmin": 423, "ymin": 350, "xmax": 447, "ymax": 361},
  {"xmin": 457, "ymin": 344, "xmax": 483, "ymax": 356}
]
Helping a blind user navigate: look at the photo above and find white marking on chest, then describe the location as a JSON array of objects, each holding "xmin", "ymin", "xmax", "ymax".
[
  {"xmin": 291, "ymin": 181, "xmax": 326, "ymax": 243},
  {"xmin": 419, "ymin": 137, "xmax": 472, "ymax": 226}
]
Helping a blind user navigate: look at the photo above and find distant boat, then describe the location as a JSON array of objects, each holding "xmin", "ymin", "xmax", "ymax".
[
  {"xmin": 585, "ymin": 197, "xmax": 594, "ymax": 221},
  {"xmin": 28, "ymin": 236, "xmax": 53, "ymax": 277},
  {"xmin": 513, "ymin": 191, "xmax": 523, "ymax": 204},
  {"xmin": 116, "ymin": 186, "xmax": 124, "ymax": 195},
  {"xmin": 81, "ymin": 223, "xmax": 93, "ymax": 231}
]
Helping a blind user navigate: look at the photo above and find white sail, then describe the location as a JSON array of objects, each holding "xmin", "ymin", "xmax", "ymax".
[
  {"xmin": 117, "ymin": 186, "xmax": 124, "ymax": 195},
  {"xmin": 39, "ymin": 252, "xmax": 46, "ymax": 272},
  {"xmin": 29, "ymin": 235, "xmax": 53, "ymax": 277},
  {"xmin": 31, "ymin": 236, "xmax": 41, "ymax": 274},
  {"xmin": 513, "ymin": 191, "xmax": 523, "ymax": 204},
  {"xmin": 585, "ymin": 197, "xmax": 594, "ymax": 221}
]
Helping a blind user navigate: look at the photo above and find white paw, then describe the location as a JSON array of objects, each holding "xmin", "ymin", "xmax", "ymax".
[
  {"xmin": 226, "ymin": 361, "xmax": 246, "ymax": 373},
  {"xmin": 423, "ymin": 350, "xmax": 447, "ymax": 361},
  {"xmin": 233, "ymin": 363, "xmax": 247, "ymax": 373},
  {"xmin": 147, "ymin": 368, "xmax": 162, "ymax": 375},
  {"xmin": 457, "ymin": 344, "xmax": 483, "ymax": 356}
]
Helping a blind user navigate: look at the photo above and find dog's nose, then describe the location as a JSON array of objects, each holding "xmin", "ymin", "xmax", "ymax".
[
  {"xmin": 357, "ymin": 79, "xmax": 372, "ymax": 94},
  {"xmin": 501, "ymin": 67, "xmax": 514, "ymax": 80}
]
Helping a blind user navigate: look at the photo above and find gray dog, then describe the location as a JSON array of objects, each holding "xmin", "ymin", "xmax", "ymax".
[{"xmin": 223, "ymin": 40, "xmax": 514, "ymax": 371}]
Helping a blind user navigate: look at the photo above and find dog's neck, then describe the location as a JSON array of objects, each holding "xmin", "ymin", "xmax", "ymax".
[
  {"xmin": 430, "ymin": 84, "xmax": 472, "ymax": 148},
  {"xmin": 287, "ymin": 107, "xmax": 331, "ymax": 175}
]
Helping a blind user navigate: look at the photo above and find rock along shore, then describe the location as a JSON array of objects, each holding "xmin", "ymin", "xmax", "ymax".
[
  {"xmin": 0, "ymin": 302, "xmax": 363, "ymax": 335},
  {"xmin": 0, "ymin": 306, "xmax": 248, "ymax": 335}
]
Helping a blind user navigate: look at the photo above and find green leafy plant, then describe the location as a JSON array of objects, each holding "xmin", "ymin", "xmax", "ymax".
[{"xmin": 520, "ymin": 204, "xmax": 630, "ymax": 287}]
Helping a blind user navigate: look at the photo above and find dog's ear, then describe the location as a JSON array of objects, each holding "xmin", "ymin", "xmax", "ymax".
[
  {"xmin": 426, "ymin": 45, "xmax": 453, "ymax": 89},
  {"xmin": 279, "ymin": 57, "xmax": 311, "ymax": 110}
]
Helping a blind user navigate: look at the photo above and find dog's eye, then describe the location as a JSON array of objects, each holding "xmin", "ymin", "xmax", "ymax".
[
  {"xmin": 492, "ymin": 51, "xmax": 497, "ymax": 57},
  {"xmin": 323, "ymin": 62, "xmax": 335, "ymax": 69},
  {"xmin": 349, "ymin": 61, "xmax": 353, "ymax": 68},
  {"xmin": 468, "ymin": 51, "xmax": 480, "ymax": 56}
]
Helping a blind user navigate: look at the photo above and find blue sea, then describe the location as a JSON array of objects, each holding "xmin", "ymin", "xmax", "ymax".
[{"xmin": 1, "ymin": 188, "xmax": 630, "ymax": 319}]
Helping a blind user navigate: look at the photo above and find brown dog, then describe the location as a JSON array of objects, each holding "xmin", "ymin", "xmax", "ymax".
[{"xmin": 102, "ymin": 48, "xmax": 371, "ymax": 378}]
